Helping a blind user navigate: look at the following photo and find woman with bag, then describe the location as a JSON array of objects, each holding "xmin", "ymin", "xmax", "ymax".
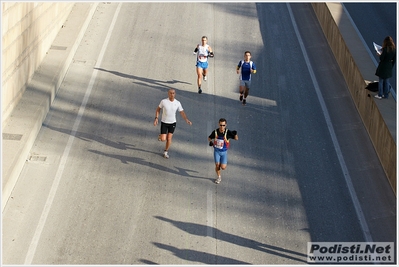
[{"xmin": 375, "ymin": 36, "xmax": 396, "ymax": 99}]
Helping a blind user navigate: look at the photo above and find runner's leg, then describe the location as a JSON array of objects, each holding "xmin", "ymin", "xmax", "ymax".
[
  {"xmin": 196, "ymin": 67, "xmax": 202, "ymax": 88},
  {"xmin": 215, "ymin": 163, "xmax": 221, "ymax": 177},
  {"xmin": 244, "ymin": 87, "xmax": 250, "ymax": 98},
  {"xmin": 203, "ymin": 67, "xmax": 208, "ymax": 78},
  {"xmin": 160, "ymin": 122, "xmax": 167, "ymax": 141},
  {"xmin": 165, "ymin": 133, "xmax": 173, "ymax": 151}
]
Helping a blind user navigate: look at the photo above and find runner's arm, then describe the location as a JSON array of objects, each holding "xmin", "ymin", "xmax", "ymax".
[
  {"xmin": 228, "ymin": 130, "xmax": 238, "ymax": 140},
  {"xmin": 208, "ymin": 131, "xmax": 215, "ymax": 142},
  {"xmin": 208, "ymin": 46, "xmax": 214, "ymax": 57},
  {"xmin": 154, "ymin": 106, "xmax": 161, "ymax": 126},
  {"xmin": 236, "ymin": 62, "xmax": 241, "ymax": 74},
  {"xmin": 179, "ymin": 110, "xmax": 192, "ymax": 125},
  {"xmin": 251, "ymin": 62, "xmax": 257, "ymax": 74}
]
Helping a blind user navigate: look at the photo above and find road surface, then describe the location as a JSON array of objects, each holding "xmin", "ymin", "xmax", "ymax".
[{"xmin": 3, "ymin": 3, "xmax": 396, "ymax": 265}]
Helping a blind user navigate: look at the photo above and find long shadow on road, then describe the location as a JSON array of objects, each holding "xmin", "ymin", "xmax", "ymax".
[
  {"xmin": 148, "ymin": 242, "xmax": 249, "ymax": 264},
  {"xmin": 154, "ymin": 215, "xmax": 308, "ymax": 263},
  {"xmin": 43, "ymin": 124, "xmax": 136, "ymax": 150},
  {"xmin": 88, "ymin": 149, "xmax": 212, "ymax": 181},
  {"xmin": 94, "ymin": 67, "xmax": 192, "ymax": 88}
]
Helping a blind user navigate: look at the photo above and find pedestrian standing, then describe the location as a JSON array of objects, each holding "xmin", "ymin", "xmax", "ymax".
[
  {"xmin": 193, "ymin": 36, "xmax": 214, "ymax": 94},
  {"xmin": 236, "ymin": 51, "xmax": 256, "ymax": 105},
  {"xmin": 154, "ymin": 88, "xmax": 192, "ymax": 159},
  {"xmin": 208, "ymin": 118, "xmax": 238, "ymax": 184},
  {"xmin": 375, "ymin": 36, "xmax": 396, "ymax": 99}
]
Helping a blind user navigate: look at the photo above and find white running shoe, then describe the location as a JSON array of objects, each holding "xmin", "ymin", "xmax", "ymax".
[
  {"xmin": 163, "ymin": 151, "xmax": 169, "ymax": 159},
  {"xmin": 203, "ymin": 75, "xmax": 207, "ymax": 81}
]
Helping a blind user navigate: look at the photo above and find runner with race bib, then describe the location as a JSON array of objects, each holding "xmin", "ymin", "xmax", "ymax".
[
  {"xmin": 193, "ymin": 36, "xmax": 214, "ymax": 94},
  {"xmin": 208, "ymin": 118, "xmax": 238, "ymax": 184}
]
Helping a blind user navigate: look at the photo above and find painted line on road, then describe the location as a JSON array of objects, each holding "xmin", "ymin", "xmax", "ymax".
[
  {"xmin": 286, "ymin": 3, "xmax": 373, "ymax": 243},
  {"xmin": 207, "ymin": 189, "xmax": 214, "ymax": 237},
  {"xmin": 206, "ymin": 120, "xmax": 214, "ymax": 237},
  {"xmin": 24, "ymin": 3, "xmax": 123, "ymax": 264}
]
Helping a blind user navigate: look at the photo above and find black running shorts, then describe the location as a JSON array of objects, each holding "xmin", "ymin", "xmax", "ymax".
[{"xmin": 160, "ymin": 122, "xmax": 176, "ymax": 134}]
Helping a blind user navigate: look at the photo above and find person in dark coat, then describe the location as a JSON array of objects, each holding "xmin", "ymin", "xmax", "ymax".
[{"xmin": 375, "ymin": 36, "xmax": 396, "ymax": 99}]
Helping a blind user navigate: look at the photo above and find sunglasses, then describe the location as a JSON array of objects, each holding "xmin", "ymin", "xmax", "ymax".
[{"xmin": 219, "ymin": 124, "xmax": 226, "ymax": 126}]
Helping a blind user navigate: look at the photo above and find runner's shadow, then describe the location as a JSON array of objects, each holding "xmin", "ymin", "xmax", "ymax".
[
  {"xmin": 43, "ymin": 124, "xmax": 136, "ymax": 151},
  {"xmin": 88, "ymin": 149, "xmax": 212, "ymax": 181},
  {"xmin": 138, "ymin": 259, "xmax": 158, "ymax": 264},
  {"xmin": 155, "ymin": 215, "xmax": 308, "ymax": 263},
  {"xmin": 151, "ymin": 242, "xmax": 249, "ymax": 264},
  {"xmin": 94, "ymin": 67, "xmax": 192, "ymax": 88}
]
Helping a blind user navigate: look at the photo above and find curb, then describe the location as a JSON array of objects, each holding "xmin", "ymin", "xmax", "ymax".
[{"xmin": 2, "ymin": 3, "xmax": 99, "ymax": 211}]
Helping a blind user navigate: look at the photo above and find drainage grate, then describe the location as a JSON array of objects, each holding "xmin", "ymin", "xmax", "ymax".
[
  {"xmin": 3, "ymin": 133, "xmax": 23, "ymax": 141},
  {"xmin": 29, "ymin": 155, "xmax": 47, "ymax": 162},
  {"xmin": 50, "ymin": 45, "xmax": 67, "ymax": 50},
  {"xmin": 73, "ymin": 59, "xmax": 96, "ymax": 66}
]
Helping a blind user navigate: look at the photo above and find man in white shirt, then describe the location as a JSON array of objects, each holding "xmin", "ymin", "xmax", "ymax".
[{"xmin": 154, "ymin": 88, "xmax": 192, "ymax": 158}]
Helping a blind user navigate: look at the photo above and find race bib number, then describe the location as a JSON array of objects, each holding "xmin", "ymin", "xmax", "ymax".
[
  {"xmin": 215, "ymin": 139, "xmax": 224, "ymax": 149},
  {"xmin": 198, "ymin": 54, "xmax": 207, "ymax": 62}
]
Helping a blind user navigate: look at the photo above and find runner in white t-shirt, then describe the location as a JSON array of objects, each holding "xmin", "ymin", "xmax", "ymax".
[{"xmin": 154, "ymin": 88, "xmax": 192, "ymax": 158}]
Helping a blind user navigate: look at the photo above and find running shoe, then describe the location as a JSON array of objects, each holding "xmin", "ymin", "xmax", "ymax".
[
  {"xmin": 163, "ymin": 151, "xmax": 169, "ymax": 159},
  {"xmin": 198, "ymin": 87, "xmax": 202, "ymax": 94},
  {"xmin": 203, "ymin": 75, "xmax": 207, "ymax": 81},
  {"xmin": 242, "ymin": 99, "xmax": 246, "ymax": 105},
  {"xmin": 215, "ymin": 176, "xmax": 221, "ymax": 184},
  {"xmin": 374, "ymin": 95, "xmax": 382, "ymax": 100},
  {"xmin": 239, "ymin": 94, "xmax": 243, "ymax": 101}
]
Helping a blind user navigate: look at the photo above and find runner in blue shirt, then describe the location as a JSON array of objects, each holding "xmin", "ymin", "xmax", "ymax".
[{"xmin": 236, "ymin": 51, "xmax": 256, "ymax": 105}]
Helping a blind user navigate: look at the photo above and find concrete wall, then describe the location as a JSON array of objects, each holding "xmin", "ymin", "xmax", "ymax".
[
  {"xmin": 2, "ymin": 2, "xmax": 74, "ymax": 126},
  {"xmin": 311, "ymin": 3, "xmax": 396, "ymax": 194}
]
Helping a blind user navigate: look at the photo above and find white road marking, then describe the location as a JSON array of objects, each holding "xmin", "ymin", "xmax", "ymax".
[
  {"xmin": 286, "ymin": 3, "xmax": 372, "ymax": 242},
  {"xmin": 207, "ymin": 189, "xmax": 214, "ymax": 237},
  {"xmin": 24, "ymin": 3, "xmax": 123, "ymax": 264},
  {"xmin": 206, "ymin": 120, "xmax": 214, "ymax": 237}
]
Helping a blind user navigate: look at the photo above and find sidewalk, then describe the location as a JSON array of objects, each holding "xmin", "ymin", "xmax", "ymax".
[
  {"xmin": 327, "ymin": 2, "xmax": 396, "ymax": 143},
  {"xmin": 2, "ymin": 3, "xmax": 99, "ymax": 211}
]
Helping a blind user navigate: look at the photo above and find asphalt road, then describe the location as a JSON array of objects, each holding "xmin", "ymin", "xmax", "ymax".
[{"xmin": 2, "ymin": 3, "xmax": 396, "ymax": 265}]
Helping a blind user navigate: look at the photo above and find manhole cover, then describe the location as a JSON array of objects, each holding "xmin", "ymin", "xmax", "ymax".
[
  {"xmin": 50, "ymin": 45, "xmax": 67, "ymax": 50},
  {"xmin": 3, "ymin": 133, "xmax": 23, "ymax": 141},
  {"xmin": 29, "ymin": 156, "xmax": 47, "ymax": 162}
]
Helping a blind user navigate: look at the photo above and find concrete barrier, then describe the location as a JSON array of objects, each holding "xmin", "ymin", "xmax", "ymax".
[
  {"xmin": 2, "ymin": 3, "xmax": 99, "ymax": 211},
  {"xmin": 2, "ymin": 3, "xmax": 74, "ymax": 126},
  {"xmin": 311, "ymin": 3, "xmax": 396, "ymax": 194}
]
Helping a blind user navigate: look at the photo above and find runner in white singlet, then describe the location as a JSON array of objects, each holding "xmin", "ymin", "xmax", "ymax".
[{"xmin": 193, "ymin": 36, "xmax": 214, "ymax": 94}]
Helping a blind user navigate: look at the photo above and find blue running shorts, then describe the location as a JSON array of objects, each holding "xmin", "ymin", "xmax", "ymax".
[
  {"xmin": 196, "ymin": 61, "xmax": 208, "ymax": 69},
  {"xmin": 213, "ymin": 149, "xmax": 227, "ymax": 165}
]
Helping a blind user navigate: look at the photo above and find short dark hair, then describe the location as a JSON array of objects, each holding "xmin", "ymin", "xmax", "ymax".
[
  {"xmin": 219, "ymin": 118, "xmax": 227, "ymax": 123},
  {"xmin": 244, "ymin": 51, "xmax": 251, "ymax": 55}
]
